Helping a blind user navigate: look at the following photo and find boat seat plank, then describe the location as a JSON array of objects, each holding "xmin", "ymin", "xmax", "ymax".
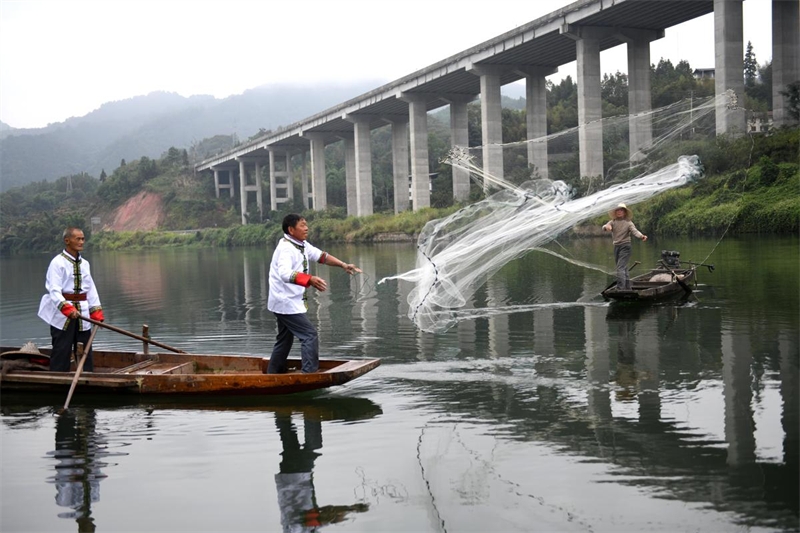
[
  {"xmin": 113, "ymin": 359, "xmax": 158, "ymax": 374},
  {"xmin": 113, "ymin": 359, "xmax": 194, "ymax": 375},
  {"xmin": 125, "ymin": 361, "xmax": 195, "ymax": 375}
]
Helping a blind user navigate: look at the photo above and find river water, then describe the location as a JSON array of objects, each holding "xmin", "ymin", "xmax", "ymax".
[{"xmin": 1, "ymin": 235, "xmax": 798, "ymax": 532}]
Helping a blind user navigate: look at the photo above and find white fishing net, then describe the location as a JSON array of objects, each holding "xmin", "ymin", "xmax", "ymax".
[{"xmin": 380, "ymin": 93, "xmax": 728, "ymax": 333}]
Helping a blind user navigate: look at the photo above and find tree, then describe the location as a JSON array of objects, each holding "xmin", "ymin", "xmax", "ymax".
[
  {"xmin": 780, "ymin": 81, "xmax": 800, "ymax": 121},
  {"xmin": 120, "ymin": 158, "xmax": 126, "ymax": 167},
  {"xmin": 744, "ymin": 41, "xmax": 758, "ymax": 88},
  {"xmin": 99, "ymin": 169, "xmax": 107, "ymax": 182}
]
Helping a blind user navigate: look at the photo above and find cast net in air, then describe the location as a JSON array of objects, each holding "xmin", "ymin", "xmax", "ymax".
[{"xmin": 380, "ymin": 92, "xmax": 733, "ymax": 333}]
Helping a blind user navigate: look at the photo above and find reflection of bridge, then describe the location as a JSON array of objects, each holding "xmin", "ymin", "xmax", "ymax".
[
  {"xmin": 196, "ymin": 0, "xmax": 799, "ymax": 223},
  {"xmin": 317, "ymin": 251, "xmax": 798, "ymax": 529},
  {"xmin": 385, "ymin": 303, "xmax": 798, "ymax": 530}
]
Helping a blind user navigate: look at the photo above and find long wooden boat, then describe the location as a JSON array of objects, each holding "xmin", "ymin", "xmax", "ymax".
[
  {"xmin": 601, "ymin": 266, "xmax": 696, "ymax": 302},
  {"xmin": 0, "ymin": 347, "xmax": 380, "ymax": 396}
]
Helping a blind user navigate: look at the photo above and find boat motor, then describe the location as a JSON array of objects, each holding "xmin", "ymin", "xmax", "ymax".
[{"xmin": 661, "ymin": 250, "xmax": 681, "ymax": 268}]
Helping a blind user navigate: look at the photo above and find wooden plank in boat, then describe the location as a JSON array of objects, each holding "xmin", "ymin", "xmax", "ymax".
[
  {"xmin": 114, "ymin": 360, "xmax": 194, "ymax": 375},
  {"xmin": 1, "ymin": 372, "xmax": 138, "ymax": 388}
]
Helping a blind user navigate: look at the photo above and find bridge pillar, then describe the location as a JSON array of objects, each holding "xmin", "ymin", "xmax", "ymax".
[
  {"xmin": 470, "ymin": 65, "xmax": 505, "ymax": 189},
  {"xmin": 399, "ymin": 93, "xmax": 431, "ymax": 210},
  {"xmin": 714, "ymin": 0, "xmax": 746, "ymax": 136},
  {"xmin": 353, "ymin": 118, "xmax": 374, "ymax": 217},
  {"xmin": 517, "ymin": 66, "xmax": 557, "ymax": 180},
  {"xmin": 268, "ymin": 151, "xmax": 278, "ymax": 212},
  {"xmin": 213, "ymin": 168, "xmax": 220, "ymax": 198},
  {"xmin": 722, "ymin": 329, "xmax": 756, "ymax": 465},
  {"xmin": 254, "ymin": 160, "xmax": 264, "ymax": 219},
  {"xmin": 389, "ymin": 119, "xmax": 410, "ymax": 213},
  {"xmin": 563, "ymin": 26, "xmax": 604, "ymax": 180},
  {"xmin": 341, "ymin": 132, "xmax": 357, "ymax": 216},
  {"xmin": 237, "ymin": 158, "xmax": 248, "ymax": 224},
  {"xmin": 269, "ymin": 150, "xmax": 292, "ymax": 213},
  {"xmin": 773, "ymin": 0, "xmax": 800, "ymax": 127},
  {"xmin": 300, "ymin": 151, "xmax": 310, "ymax": 209},
  {"xmin": 627, "ymin": 38, "xmax": 654, "ymax": 160},
  {"xmin": 285, "ymin": 153, "xmax": 294, "ymax": 202},
  {"xmin": 443, "ymin": 94, "xmax": 474, "ymax": 202},
  {"xmin": 302, "ymin": 133, "xmax": 327, "ymax": 210},
  {"xmin": 215, "ymin": 169, "xmax": 233, "ymax": 198},
  {"xmin": 615, "ymin": 29, "xmax": 663, "ymax": 161}
]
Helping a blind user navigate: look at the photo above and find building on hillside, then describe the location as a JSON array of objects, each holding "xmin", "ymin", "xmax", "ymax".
[
  {"xmin": 693, "ymin": 68, "xmax": 715, "ymax": 80},
  {"xmin": 747, "ymin": 111, "xmax": 773, "ymax": 133}
]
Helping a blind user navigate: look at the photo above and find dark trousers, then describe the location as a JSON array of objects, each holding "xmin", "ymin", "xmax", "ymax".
[
  {"xmin": 268, "ymin": 313, "xmax": 319, "ymax": 374},
  {"xmin": 614, "ymin": 243, "xmax": 633, "ymax": 290},
  {"xmin": 50, "ymin": 321, "xmax": 94, "ymax": 372}
]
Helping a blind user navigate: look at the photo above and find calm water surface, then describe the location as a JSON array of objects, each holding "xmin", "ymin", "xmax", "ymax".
[{"xmin": 1, "ymin": 235, "xmax": 798, "ymax": 532}]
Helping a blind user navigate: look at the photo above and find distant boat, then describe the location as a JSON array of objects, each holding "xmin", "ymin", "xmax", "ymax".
[{"xmin": 0, "ymin": 347, "xmax": 380, "ymax": 396}]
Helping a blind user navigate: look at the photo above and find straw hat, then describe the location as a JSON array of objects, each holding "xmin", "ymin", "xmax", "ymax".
[{"xmin": 609, "ymin": 203, "xmax": 632, "ymax": 220}]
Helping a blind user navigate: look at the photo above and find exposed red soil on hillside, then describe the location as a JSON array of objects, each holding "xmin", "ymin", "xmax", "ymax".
[{"xmin": 103, "ymin": 191, "xmax": 165, "ymax": 231}]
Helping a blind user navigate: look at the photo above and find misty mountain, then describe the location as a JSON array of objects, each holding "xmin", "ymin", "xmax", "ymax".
[{"xmin": 0, "ymin": 81, "xmax": 381, "ymax": 192}]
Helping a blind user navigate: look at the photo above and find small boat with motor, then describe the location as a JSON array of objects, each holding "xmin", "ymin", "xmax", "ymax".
[{"xmin": 601, "ymin": 250, "xmax": 714, "ymax": 302}]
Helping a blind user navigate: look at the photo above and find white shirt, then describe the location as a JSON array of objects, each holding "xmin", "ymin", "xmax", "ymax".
[
  {"xmin": 268, "ymin": 235, "xmax": 326, "ymax": 315},
  {"xmin": 37, "ymin": 251, "xmax": 102, "ymax": 331}
]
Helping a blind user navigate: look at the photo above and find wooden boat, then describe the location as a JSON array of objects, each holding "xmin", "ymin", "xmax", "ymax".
[
  {"xmin": 0, "ymin": 346, "xmax": 380, "ymax": 396},
  {"xmin": 601, "ymin": 266, "xmax": 696, "ymax": 302}
]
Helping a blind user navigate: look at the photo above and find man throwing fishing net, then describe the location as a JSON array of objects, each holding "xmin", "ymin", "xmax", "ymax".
[
  {"xmin": 38, "ymin": 227, "xmax": 104, "ymax": 372},
  {"xmin": 603, "ymin": 203, "xmax": 648, "ymax": 291},
  {"xmin": 267, "ymin": 214, "xmax": 361, "ymax": 374}
]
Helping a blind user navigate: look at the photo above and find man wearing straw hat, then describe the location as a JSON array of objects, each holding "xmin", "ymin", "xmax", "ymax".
[
  {"xmin": 602, "ymin": 203, "xmax": 648, "ymax": 290},
  {"xmin": 38, "ymin": 227, "xmax": 104, "ymax": 372}
]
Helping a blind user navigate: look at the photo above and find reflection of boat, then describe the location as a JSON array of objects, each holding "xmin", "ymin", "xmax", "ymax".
[
  {"xmin": 1, "ymin": 391, "xmax": 383, "ymax": 422},
  {"xmin": 0, "ymin": 347, "xmax": 380, "ymax": 396}
]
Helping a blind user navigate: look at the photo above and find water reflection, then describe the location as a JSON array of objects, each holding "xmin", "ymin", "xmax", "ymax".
[
  {"xmin": 274, "ymin": 409, "xmax": 369, "ymax": 531},
  {"xmin": 51, "ymin": 410, "xmax": 107, "ymax": 532},
  {"xmin": 1, "ymin": 394, "xmax": 382, "ymax": 531},
  {"xmin": 1, "ymin": 237, "xmax": 797, "ymax": 530}
]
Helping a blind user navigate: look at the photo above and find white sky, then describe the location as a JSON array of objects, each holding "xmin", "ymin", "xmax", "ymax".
[{"xmin": 0, "ymin": 0, "xmax": 773, "ymax": 129}]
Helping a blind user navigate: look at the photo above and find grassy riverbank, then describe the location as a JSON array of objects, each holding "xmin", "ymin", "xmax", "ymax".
[{"xmin": 89, "ymin": 206, "xmax": 460, "ymax": 250}]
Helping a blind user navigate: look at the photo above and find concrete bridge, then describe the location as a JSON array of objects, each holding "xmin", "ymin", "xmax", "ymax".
[{"xmin": 196, "ymin": 0, "xmax": 799, "ymax": 224}]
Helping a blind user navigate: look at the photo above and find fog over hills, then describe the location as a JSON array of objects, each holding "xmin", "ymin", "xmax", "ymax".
[{"xmin": 0, "ymin": 81, "xmax": 382, "ymax": 191}]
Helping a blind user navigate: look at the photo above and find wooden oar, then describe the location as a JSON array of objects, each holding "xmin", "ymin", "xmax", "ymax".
[
  {"xmin": 62, "ymin": 324, "xmax": 99, "ymax": 411},
  {"xmin": 78, "ymin": 315, "xmax": 187, "ymax": 354}
]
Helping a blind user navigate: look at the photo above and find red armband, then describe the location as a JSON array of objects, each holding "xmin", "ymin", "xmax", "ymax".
[
  {"xmin": 60, "ymin": 304, "xmax": 77, "ymax": 318},
  {"xmin": 290, "ymin": 272, "xmax": 312, "ymax": 287},
  {"xmin": 90, "ymin": 309, "xmax": 105, "ymax": 322}
]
